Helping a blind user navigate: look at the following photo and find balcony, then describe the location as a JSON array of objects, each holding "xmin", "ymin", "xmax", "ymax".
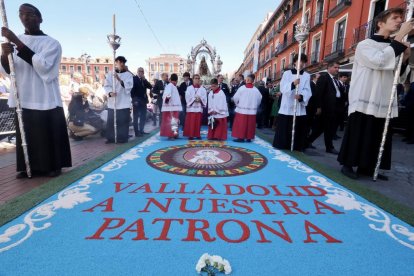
[
  {"xmin": 309, "ymin": 10, "xmax": 323, "ymax": 31},
  {"xmin": 329, "ymin": 0, "xmax": 352, "ymax": 18},
  {"xmin": 278, "ymin": 34, "xmax": 296, "ymax": 54},
  {"xmin": 353, "ymin": 19, "xmax": 375, "ymax": 45},
  {"xmin": 324, "ymin": 38, "xmax": 346, "ymax": 61},
  {"xmin": 310, "ymin": 50, "xmax": 321, "ymax": 65}
]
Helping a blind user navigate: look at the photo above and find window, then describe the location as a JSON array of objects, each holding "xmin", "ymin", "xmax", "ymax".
[
  {"xmin": 311, "ymin": 33, "xmax": 321, "ymax": 63},
  {"xmin": 77, "ymin": 65, "xmax": 82, "ymax": 73},
  {"xmin": 151, "ymin": 63, "xmax": 155, "ymax": 71},
  {"xmin": 160, "ymin": 64, "xmax": 164, "ymax": 71},
  {"xmin": 281, "ymin": 59, "xmax": 286, "ymax": 71},
  {"xmin": 104, "ymin": 66, "xmax": 109, "ymax": 74},
  {"xmin": 289, "ymin": 52, "xmax": 296, "ymax": 68},
  {"xmin": 333, "ymin": 17, "xmax": 347, "ymax": 53},
  {"xmin": 61, "ymin": 65, "xmax": 67, "ymax": 72},
  {"xmin": 87, "ymin": 66, "xmax": 91, "ymax": 74},
  {"xmin": 94, "ymin": 66, "xmax": 99, "ymax": 73}
]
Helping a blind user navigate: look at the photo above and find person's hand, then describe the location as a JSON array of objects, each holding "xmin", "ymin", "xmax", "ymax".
[
  {"xmin": 1, "ymin": 27, "xmax": 20, "ymax": 45},
  {"xmin": 293, "ymin": 79, "xmax": 300, "ymax": 86},
  {"xmin": 1, "ymin": 42, "xmax": 14, "ymax": 56},
  {"xmin": 294, "ymin": 94, "xmax": 302, "ymax": 100},
  {"xmin": 109, "ymin": 92, "xmax": 117, "ymax": 97},
  {"xmin": 395, "ymin": 19, "xmax": 414, "ymax": 41}
]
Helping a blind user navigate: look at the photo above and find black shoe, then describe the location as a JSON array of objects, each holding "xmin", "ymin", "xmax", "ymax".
[
  {"xmin": 326, "ymin": 148, "xmax": 339, "ymax": 154},
  {"xmin": 140, "ymin": 131, "xmax": 149, "ymax": 135},
  {"xmin": 16, "ymin": 171, "xmax": 28, "ymax": 179},
  {"xmin": 376, "ymin": 174, "xmax": 389, "ymax": 181},
  {"xmin": 341, "ymin": 166, "xmax": 358, "ymax": 179},
  {"xmin": 135, "ymin": 133, "xmax": 143, "ymax": 137},
  {"xmin": 105, "ymin": 140, "xmax": 114, "ymax": 144},
  {"xmin": 48, "ymin": 169, "xmax": 61, "ymax": 177},
  {"xmin": 246, "ymin": 139, "xmax": 252, "ymax": 142},
  {"xmin": 307, "ymin": 143, "xmax": 316, "ymax": 149},
  {"xmin": 196, "ymin": 137, "xmax": 202, "ymax": 140},
  {"xmin": 73, "ymin": 135, "xmax": 83, "ymax": 141},
  {"xmin": 188, "ymin": 137, "xmax": 194, "ymax": 140},
  {"xmin": 233, "ymin": 138, "xmax": 244, "ymax": 143},
  {"xmin": 333, "ymin": 135, "xmax": 341, "ymax": 140}
]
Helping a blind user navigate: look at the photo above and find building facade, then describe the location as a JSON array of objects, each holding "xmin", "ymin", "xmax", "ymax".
[
  {"xmin": 60, "ymin": 56, "xmax": 114, "ymax": 84},
  {"xmin": 236, "ymin": 0, "xmax": 406, "ymax": 82},
  {"xmin": 146, "ymin": 54, "xmax": 187, "ymax": 81}
]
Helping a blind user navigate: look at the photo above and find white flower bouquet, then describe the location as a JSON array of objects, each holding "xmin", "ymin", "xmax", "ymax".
[{"xmin": 195, "ymin": 253, "xmax": 232, "ymax": 275}]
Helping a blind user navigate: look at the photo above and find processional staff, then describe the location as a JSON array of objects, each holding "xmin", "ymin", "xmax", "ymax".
[
  {"xmin": 0, "ymin": 0, "xmax": 31, "ymax": 177},
  {"xmin": 373, "ymin": 0, "xmax": 414, "ymax": 180},
  {"xmin": 291, "ymin": 0, "xmax": 309, "ymax": 151},
  {"xmin": 107, "ymin": 14, "xmax": 121, "ymax": 144}
]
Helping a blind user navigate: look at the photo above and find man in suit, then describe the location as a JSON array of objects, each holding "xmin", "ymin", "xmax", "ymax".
[
  {"xmin": 178, "ymin": 72, "xmax": 192, "ymax": 128},
  {"xmin": 228, "ymin": 74, "xmax": 245, "ymax": 129},
  {"xmin": 337, "ymin": 73, "xmax": 349, "ymax": 133},
  {"xmin": 307, "ymin": 61, "xmax": 342, "ymax": 154},
  {"xmin": 131, "ymin": 67, "xmax": 152, "ymax": 137},
  {"xmin": 264, "ymin": 81, "xmax": 274, "ymax": 128},
  {"xmin": 217, "ymin": 74, "xmax": 230, "ymax": 96},
  {"xmin": 152, "ymin": 73, "xmax": 169, "ymax": 126},
  {"xmin": 305, "ymin": 73, "xmax": 319, "ymax": 147}
]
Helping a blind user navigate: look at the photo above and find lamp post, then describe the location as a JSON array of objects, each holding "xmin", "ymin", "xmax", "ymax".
[
  {"xmin": 80, "ymin": 53, "xmax": 91, "ymax": 84},
  {"xmin": 179, "ymin": 58, "xmax": 184, "ymax": 82}
]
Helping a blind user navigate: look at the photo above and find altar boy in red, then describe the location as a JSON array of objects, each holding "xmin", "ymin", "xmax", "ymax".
[
  {"xmin": 207, "ymin": 78, "xmax": 229, "ymax": 140},
  {"xmin": 160, "ymin": 73, "xmax": 182, "ymax": 139},
  {"xmin": 183, "ymin": 74, "xmax": 207, "ymax": 140},
  {"xmin": 231, "ymin": 74, "xmax": 262, "ymax": 142}
]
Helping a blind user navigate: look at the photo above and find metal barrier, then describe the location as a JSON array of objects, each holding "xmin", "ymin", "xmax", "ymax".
[{"xmin": 0, "ymin": 98, "xmax": 15, "ymax": 141}]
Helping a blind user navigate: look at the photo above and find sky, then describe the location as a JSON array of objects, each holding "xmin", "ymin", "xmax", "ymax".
[{"xmin": 4, "ymin": 0, "xmax": 281, "ymax": 76}]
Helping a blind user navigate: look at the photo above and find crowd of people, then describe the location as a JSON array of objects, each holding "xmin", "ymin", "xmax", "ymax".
[{"xmin": 0, "ymin": 4, "xmax": 413, "ymax": 181}]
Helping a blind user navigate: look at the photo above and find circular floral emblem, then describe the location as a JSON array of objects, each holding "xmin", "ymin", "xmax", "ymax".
[{"xmin": 146, "ymin": 141, "xmax": 267, "ymax": 177}]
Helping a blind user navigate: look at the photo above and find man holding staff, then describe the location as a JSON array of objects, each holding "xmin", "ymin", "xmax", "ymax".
[
  {"xmin": 0, "ymin": 3, "xmax": 71, "ymax": 178},
  {"xmin": 338, "ymin": 8, "xmax": 413, "ymax": 180}
]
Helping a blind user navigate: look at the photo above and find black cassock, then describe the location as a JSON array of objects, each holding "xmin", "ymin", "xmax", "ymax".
[
  {"xmin": 338, "ymin": 111, "xmax": 392, "ymax": 173},
  {"xmin": 16, "ymin": 107, "xmax": 72, "ymax": 173}
]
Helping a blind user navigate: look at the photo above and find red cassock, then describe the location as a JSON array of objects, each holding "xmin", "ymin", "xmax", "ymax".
[
  {"xmin": 208, "ymin": 117, "xmax": 228, "ymax": 140},
  {"xmin": 160, "ymin": 111, "xmax": 180, "ymax": 137},
  {"xmin": 183, "ymin": 112, "xmax": 202, "ymax": 138},
  {"xmin": 231, "ymin": 113, "xmax": 256, "ymax": 139}
]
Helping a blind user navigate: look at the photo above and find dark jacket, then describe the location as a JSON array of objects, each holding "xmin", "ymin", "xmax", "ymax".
[
  {"xmin": 131, "ymin": 76, "xmax": 152, "ymax": 104},
  {"xmin": 315, "ymin": 72, "xmax": 345, "ymax": 114},
  {"xmin": 153, "ymin": 79, "xmax": 169, "ymax": 106},
  {"xmin": 178, "ymin": 79, "xmax": 193, "ymax": 105}
]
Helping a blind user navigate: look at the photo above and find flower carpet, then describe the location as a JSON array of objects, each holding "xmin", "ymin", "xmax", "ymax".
[{"xmin": 1, "ymin": 131, "xmax": 413, "ymax": 275}]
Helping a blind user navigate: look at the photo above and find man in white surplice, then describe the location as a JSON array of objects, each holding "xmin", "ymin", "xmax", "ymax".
[{"xmin": 338, "ymin": 8, "xmax": 412, "ymax": 180}]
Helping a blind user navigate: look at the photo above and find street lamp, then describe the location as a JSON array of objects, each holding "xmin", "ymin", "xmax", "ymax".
[{"xmin": 80, "ymin": 53, "xmax": 91, "ymax": 83}]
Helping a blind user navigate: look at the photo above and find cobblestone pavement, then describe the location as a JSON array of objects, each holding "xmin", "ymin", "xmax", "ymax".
[
  {"xmin": 260, "ymin": 128, "xmax": 414, "ymax": 210},
  {"xmin": 0, "ymin": 122, "xmax": 157, "ymax": 206}
]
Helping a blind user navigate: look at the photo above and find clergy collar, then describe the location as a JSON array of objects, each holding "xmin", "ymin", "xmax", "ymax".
[
  {"xmin": 193, "ymin": 84, "xmax": 201, "ymax": 88},
  {"xmin": 213, "ymin": 87, "xmax": 221, "ymax": 93},
  {"xmin": 371, "ymin": 34, "xmax": 391, "ymax": 43},
  {"xmin": 290, "ymin": 68, "xmax": 304, "ymax": 75},
  {"xmin": 115, "ymin": 69, "xmax": 127, "ymax": 73},
  {"xmin": 245, "ymin": 83, "xmax": 254, "ymax": 88},
  {"xmin": 24, "ymin": 29, "xmax": 45, "ymax": 36}
]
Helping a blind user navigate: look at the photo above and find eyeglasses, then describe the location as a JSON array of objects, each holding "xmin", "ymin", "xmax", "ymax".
[{"xmin": 194, "ymin": 77, "xmax": 200, "ymax": 79}]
